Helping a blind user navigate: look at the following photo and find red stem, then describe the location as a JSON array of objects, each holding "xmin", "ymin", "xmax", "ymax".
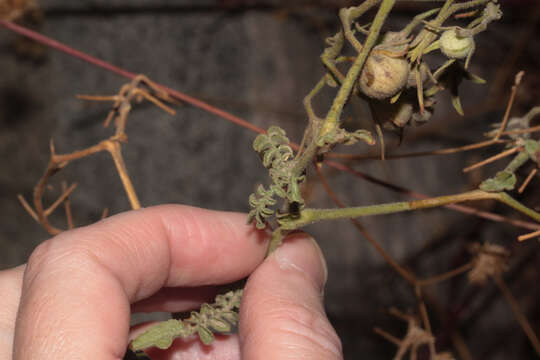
[{"xmin": 0, "ymin": 19, "xmax": 265, "ymax": 135}]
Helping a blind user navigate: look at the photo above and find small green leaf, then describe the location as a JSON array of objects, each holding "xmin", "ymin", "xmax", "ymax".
[
  {"xmin": 131, "ymin": 319, "xmax": 186, "ymax": 351},
  {"xmin": 352, "ymin": 129, "xmax": 376, "ymax": 145},
  {"xmin": 466, "ymin": 72, "xmax": 486, "ymax": 84},
  {"xmin": 197, "ymin": 325, "xmax": 215, "ymax": 345},
  {"xmin": 451, "ymin": 93, "xmax": 464, "ymax": 116},
  {"xmin": 524, "ymin": 140, "xmax": 540, "ymax": 162},
  {"xmin": 208, "ymin": 318, "xmax": 232, "ymax": 333},
  {"xmin": 219, "ymin": 311, "xmax": 239, "ymax": 324},
  {"xmin": 480, "ymin": 171, "xmax": 516, "ymax": 192}
]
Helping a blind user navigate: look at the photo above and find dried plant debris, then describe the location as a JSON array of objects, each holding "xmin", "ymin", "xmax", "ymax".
[
  {"xmin": 468, "ymin": 242, "xmax": 509, "ymax": 285},
  {"xmin": 18, "ymin": 75, "xmax": 176, "ymax": 234},
  {"xmin": 375, "ymin": 308, "xmax": 455, "ymax": 360},
  {"xmin": 0, "ymin": 0, "xmax": 37, "ymax": 21}
]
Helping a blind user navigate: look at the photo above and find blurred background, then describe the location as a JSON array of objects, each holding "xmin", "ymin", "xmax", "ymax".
[{"xmin": 1, "ymin": 0, "xmax": 539, "ymax": 358}]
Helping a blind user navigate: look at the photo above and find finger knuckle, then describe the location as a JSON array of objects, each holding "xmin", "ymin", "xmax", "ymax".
[{"xmin": 25, "ymin": 235, "xmax": 96, "ymax": 284}]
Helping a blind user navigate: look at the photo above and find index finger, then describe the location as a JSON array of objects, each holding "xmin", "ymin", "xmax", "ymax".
[{"xmin": 13, "ymin": 205, "xmax": 268, "ymax": 360}]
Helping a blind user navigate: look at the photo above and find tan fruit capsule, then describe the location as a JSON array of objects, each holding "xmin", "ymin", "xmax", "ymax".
[
  {"xmin": 440, "ymin": 29, "xmax": 475, "ymax": 60},
  {"xmin": 358, "ymin": 51, "xmax": 409, "ymax": 100}
]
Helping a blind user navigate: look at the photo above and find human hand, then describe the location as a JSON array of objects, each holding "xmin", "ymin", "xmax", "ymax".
[{"xmin": 0, "ymin": 205, "xmax": 342, "ymax": 359}]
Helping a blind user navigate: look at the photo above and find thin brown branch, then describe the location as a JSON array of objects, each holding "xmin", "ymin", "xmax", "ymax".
[
  {"xmin": 462, "ymin": 146, "xmax": 521, "ymax": 173},
  {"xmin": 451, "ymin": 332, "xmax": 474, "ymax": 360},
  {"xmin": 518, "ymin": 168, "xmax": 537, "ymax": 194},
  {"xmin": 100, "ymin": 208, "xmax": 110, "ymax": 220},
  {"xmin": 327, "ymin": 138, "xmax": 505, "ymax": 160},
  {"xmin": 454, "ymin": 9, "xmax": 478, "ymax": 19},
  {"xmin": 131, "ymin": 88, "xmax": 176, "ymax": 116},
  {"xmin": 416, "ymin": 287, "xmax": 436, "ymax": 358},
  {"xmin": 419, "ymin": 262, "xmax": 474, "ymax": 287},
  {"xmin": 518, "ymin": 230, "xmax": 540, "ymax": 242},
  {"xmin": 17, "ymin": 194, "xmax": 38, "ymax": 222},
  {"xmin": 493, "ymin": 274, "xmax": 540, "ymax": 356},
  {"xmin": 61, "ymin": 182, "xmax": 74, "ymax": 229},
  {"xmin": 388, "ymin": 307, "xmax": 415, "ymax": 323},
  {"xmin": 104, "ymin": 141, "xmax": 141, "ymax": 210},
  {"xmin": 45, "ymin": 183, "xmax": 77, "ymax": 216},
  {"xmin": 494, "ymin": 71, "xmax": 524, "ymax": 140},
  {"xmin": 501, "ymin": 124, "xmax": 540, "ymax": 137},
  {"xmin": 76, "ymin": 95, "xmax": 119, "ymax": 102},
  {"xmin": 374, "ymin": 327, "xmax": 402, "ymax": 346}
]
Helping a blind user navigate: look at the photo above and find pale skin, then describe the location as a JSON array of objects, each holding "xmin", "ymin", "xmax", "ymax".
[{"xmin": 0, "ymin": 205, "xmax": 342, "ymax": 359}]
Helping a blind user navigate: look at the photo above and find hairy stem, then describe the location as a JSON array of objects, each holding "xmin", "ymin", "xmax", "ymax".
[
  {"xmin": 291, "ymin": 0, "xmax": 396, "ymax": 179},
  {"xmin": 279, "ymin": 190, "xmax": 540, "ymax": 229}
]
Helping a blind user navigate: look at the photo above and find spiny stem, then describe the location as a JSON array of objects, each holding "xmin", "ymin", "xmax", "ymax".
[{"xmin": 279, "ymin": 190, "xmax": 540, "ymax": 230}]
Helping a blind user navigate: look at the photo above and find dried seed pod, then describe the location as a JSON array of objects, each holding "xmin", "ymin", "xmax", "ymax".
[
  {"xmin": 440, "ymin": 29, "xmax": 475, "ymax": 60},
  {"xmin": 358, "ymin": 51, "xmax": 409, "ymax": 100}
]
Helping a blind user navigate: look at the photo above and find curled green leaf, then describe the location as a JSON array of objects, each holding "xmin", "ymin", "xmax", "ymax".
[
  {"xmin": 131, "ymin": 319, "xmax": 187, "ymax": 351},
  {"xmin": 219, "ymin": 311, "xmax": 239, "ymax": 324},
  {"xmin": 208, "ymin": 317, "xmax": 232, "ymax": 333},
  {"xmin": 197, "ymin": 325, "xmax": 215, "ymax": 345},
  {"xmin": 480, "ymin": 171, "xmax": 516, "ymax": 192}
]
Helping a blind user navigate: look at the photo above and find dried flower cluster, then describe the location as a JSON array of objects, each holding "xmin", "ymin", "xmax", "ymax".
[{"xmin": 468, "ymin": 242, "xmax": 509, "ymax": 285}]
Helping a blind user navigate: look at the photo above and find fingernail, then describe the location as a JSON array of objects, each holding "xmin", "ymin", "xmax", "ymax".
[{"xmin": 273, "ymin": 233, "xmax": 328, "ymax": 292}]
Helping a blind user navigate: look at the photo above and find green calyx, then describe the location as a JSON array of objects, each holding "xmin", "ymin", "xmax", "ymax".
[{"xmin": 440, "ymin": 29, "xmax": 475, "ymax": 60}]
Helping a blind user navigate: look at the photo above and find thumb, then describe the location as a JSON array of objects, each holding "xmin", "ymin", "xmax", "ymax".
[{"xmin": 239, "ymin": 232, "xmax": 342, "ymax": 360}]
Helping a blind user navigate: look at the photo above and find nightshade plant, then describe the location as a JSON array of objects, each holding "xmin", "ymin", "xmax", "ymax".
[
  {"xmin": 130, "ymin": 1, "xmax": 540, "ymax": 356},
  {"xmin": 5, "ymin": 0, "xmax": 540, "ymax": 358}
]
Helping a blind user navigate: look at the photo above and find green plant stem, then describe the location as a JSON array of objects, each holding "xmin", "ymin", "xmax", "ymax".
[
  {"xmin": 267, "ymin": 228, "xmax": 287, "ymax": 256},
  {"xmin": 279, "ymin": 190, "xmax": 540, "ymax": 230},
  {"xmin": 505, "ymin": 150, "xmax": 529, "ymax": 173},
  {"xmin": 409, "ymin": 0, "xmax": 490, "ymax": 62},
  {"xmin": 290, "ymin": 0, "xmax": 396, "ymax": 179},
  {"xmin": 401, "ymin": 7, "xmax": 440, "ymax": 37},
  {"xmin": 320, "ymin": 0, "xmax": 395, "ymax": 138}
]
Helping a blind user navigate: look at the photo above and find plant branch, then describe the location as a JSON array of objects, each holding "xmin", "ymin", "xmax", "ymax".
[
  {"xmin": 462, "ymin": 146, "xmax": 521, "ymax": 173},
  {"xmin": 493, "ymin": 274, "xmax": 540, "ymax": 356},
  {"xmin": 279, "ymin": 190, "xmax": 540, "ymax": 230}
]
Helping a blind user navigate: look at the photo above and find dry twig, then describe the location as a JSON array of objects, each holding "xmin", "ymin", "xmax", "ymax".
[
  {"xmin": 0, "ymin": 0, "xmax": 35, "ymax": 21},
  {"xmin": 18, "ymin": 75, "xmax": 175, "ymax": 235},
  {"xmin": 375, "ymin": 308, "xmax": 455, "ymax": 360}
]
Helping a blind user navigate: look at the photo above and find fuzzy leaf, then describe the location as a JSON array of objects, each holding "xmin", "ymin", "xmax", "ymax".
[
  {"xmin": 197, "ymin": 325, "xmax": 215, "ymax": 345},
  {"xmin": 219, "ymin": 311, "xmax": 239, "ymax": 324},
  {"xmin": 131, "ymin": 319, "xmax": 186, "ymax": 351},
  {"xmin": 208, "ymin": 318, "xmax": 232, "ymax": 333},
  {"xmin": 524, "ymin": 140, "xmax": 540, "ymax": 163},
  {"xmin": 479, "ymin": 171, "xmax": 516, "ymax": 192}
]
